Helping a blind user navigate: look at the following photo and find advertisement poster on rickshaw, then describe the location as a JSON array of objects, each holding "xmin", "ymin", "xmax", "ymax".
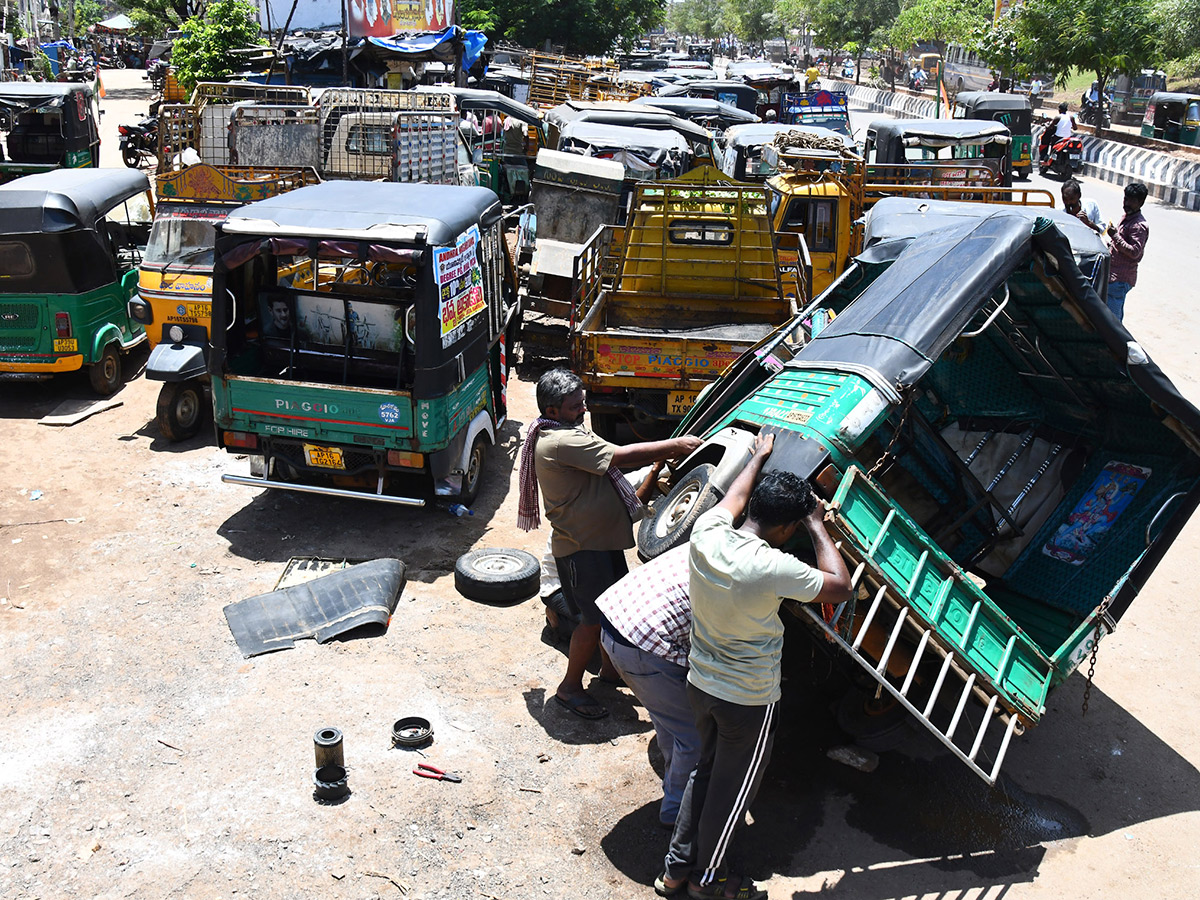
[{"xmin": 435, "ymin": 225, "xmax": 485, "ymax": 347}]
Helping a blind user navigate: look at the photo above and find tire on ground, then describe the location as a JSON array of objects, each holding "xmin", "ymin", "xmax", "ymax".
[
  {"xmin": 157, "ymin": 380, "xmax": 205, "ymax": 442},
  {"xmin": 454, "ymin": 547, "xmax": 540, "ymax": 603},
  {"xmin": 637, "ymin": 463, "xmax": 720, "ymax": 560}
]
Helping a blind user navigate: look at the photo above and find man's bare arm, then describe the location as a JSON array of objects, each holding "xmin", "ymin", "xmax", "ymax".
[
  {"xmin": 611, "ymin": 435, "xmax": 703, "ymax": 469},
  {"xmin": 715, "ymin": 432, "xmax": 773, "ymax": 517},
  {"xmin": 804, "ymin": 505, "xmax": 853, "ymax": 605}
]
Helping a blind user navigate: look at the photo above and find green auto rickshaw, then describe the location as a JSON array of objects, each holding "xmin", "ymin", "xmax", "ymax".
[
  {"xmin": 1141, "ymin": 92, "xmax": 1200, "ymax": 146},
  {"xmin": 0, "ymin": 169, "xmax": 152, "ymax": 394},
  {"xmin": 210, "ymin": 181, "xmax": 520, "ymax": 506},
  {"xmin": 953, "ymin": 92, "xmax": 1033, "ymax": 180},
  {"xmin": 0, "ymin": 82, "xmax": 101, "ymax": 182}
]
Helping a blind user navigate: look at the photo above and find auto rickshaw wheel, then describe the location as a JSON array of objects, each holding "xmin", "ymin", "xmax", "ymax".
[
  {"xmin": 157, "ymin": 380, "xmax": 205, "ymax": 442},
  {"xmin": 88, "ymin": 345, "xmax": 121, "ymax": 396},
  {"xmin": 637, "ymin": 463, "xmax": 721, "ymax": 561},
  {"xmin": 460, "ymin": 433, "xmax": 488, "ymax": 506}
]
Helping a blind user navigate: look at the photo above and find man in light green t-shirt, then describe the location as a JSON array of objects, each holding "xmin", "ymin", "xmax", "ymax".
[{"xmin": 659, "ymin": 432, "xmax": 852, "ymax": 900}]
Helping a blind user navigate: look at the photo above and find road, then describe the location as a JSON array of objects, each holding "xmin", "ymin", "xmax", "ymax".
[{"xmin": 2, "ymin": 69, "xmax": 1200, "ymax": 899}]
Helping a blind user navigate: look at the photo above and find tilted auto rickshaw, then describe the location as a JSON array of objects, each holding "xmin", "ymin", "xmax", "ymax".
[
  {"xmin": 640, "ymin": 198, "xmax": 1200, "ymax": 787},
  {"xmin": 209, "ymin": 181, "xmax": 519, "ymax": 506},
  {"xmin": 659, "ymin": 80, "xmax": 760, "ymax": 116},
  {"xmin": 0, "ymin": 169, "xmax": 152, "ymax": 394},
  {"xmin": 952, "ymin": 92, "xmax": 1033, "ymax": 179},
  {"xmin": 0, "ymin": 82, "xmax": 101, "ymax": 182},
  {"xmin": 1141, "ymin": 92, "xmax": 1200, "ymax": 146}
]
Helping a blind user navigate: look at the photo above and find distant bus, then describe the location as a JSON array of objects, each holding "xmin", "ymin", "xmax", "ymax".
[{"xmin": 941, "ymin": 44, "xmax": 992, "ymax": 94}]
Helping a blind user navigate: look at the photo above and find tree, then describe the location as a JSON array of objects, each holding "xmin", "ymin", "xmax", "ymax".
[
  {"xmin": 806, "ymin": 0, "xmax": 899, "ymax": 84},
  {"xmin": 68, "ymin": 0, "xmax": 107, "ymax": 40},
  {"xmin": 668, "ymin": 0, "xmax": 725, "ymax": 40},
  {"xmin": 721, "ymin": 0, "xmax": 780, "ymax": 53},
  {"xmin": 1155, "ymin": 0, "xmax": 1200, "ymax": 78},
  {"xmin": 1015, "ymin": 0, "xmax": 1160, "ymax": 132},
  {"xmin": 458, "ymin": 0, "xmax": 666, "ymax": 55},
  {"xmin": 888, "ymin": 0, "xmax": 990, "ymax": 57},
  {"xmin": 972, "ymin": 12, "xmax": 1027, "ymax": 83},
  {"xmin": 171, "ymin": 0, "xmax": 261, "ymax": 93},
  {"xmin": 122, "ymin": 0, "xmax": 208, "ymax": 35}
]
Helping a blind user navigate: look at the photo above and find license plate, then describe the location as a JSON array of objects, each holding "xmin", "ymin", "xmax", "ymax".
[
  {"xmin": 668, "ymin": 390, "xmax": 699, "ymax": 416},
  {"xmin": 185, "ymin": 302, "xmax": 210, "ymax": 319},
  {"xmin": 304, "ymin": 444, "xmax": 345, "ymax": 469},
  {"xmin": 1070, "ymin": 153, "xmax": 1082, "ymax": 160},
  {"xmin": 53, "ymin": 338, "xmax": 77, "ymax": 352}
]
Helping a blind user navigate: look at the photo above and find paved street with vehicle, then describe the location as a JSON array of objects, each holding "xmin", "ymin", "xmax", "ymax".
[{"xmin": 3, "ymin": 69, "xmax": 1200, "ymax": 900}]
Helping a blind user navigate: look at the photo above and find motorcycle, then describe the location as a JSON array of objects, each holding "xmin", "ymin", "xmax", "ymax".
[
  {"xmin": 96, "ymin": 53, "xmax": 126, "ymax": 70},
  {"xmin": 1038, "ymin": 130, "xmax": 1084, "ymax": 179},
  {"xmin": 1080, "ymin": 97, "xmax": 1111, "ymax": 128},
  {"xmin": 119, "ymin": 115, "xmax": 158, "ymax": 169},
  {"xmin": 908, "ymin": 72, "xmax": 926, "ymax": 92}
]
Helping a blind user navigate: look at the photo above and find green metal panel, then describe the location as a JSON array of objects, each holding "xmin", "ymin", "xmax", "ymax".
[
  {"xmin": 831, "ymin": 466, "xmax": 1053, "ymax": 722},
  {"xmin": 218, "ymin": 376, "xmax": 415, "ymax": 448},
  {"xmin": 711, "ymin": 367, "xmax": 886, "ymax": 467},
  {"xmin": 0, "ymin": 284, "xmax": 137, "ymax": 364},
  {"xmin": 414, "ymin": 364, "xmax": 492, "ymax": 447}
]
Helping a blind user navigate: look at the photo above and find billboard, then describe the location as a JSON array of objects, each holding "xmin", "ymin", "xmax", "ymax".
[{"xmin": 259, "ymin": 0, "xmax": 455, "ymax": 37}]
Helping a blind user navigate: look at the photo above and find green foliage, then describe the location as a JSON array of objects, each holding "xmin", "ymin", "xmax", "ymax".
[
  {"xmin": 124, "ymin": 1, "xmax": 208, "ymax": 35},
  {"xmin": 669, "ymin": 0, "xmax": 725, "ymax": 40},
  {"xmin": 888, "ymin": 0, "xmax": 990, "ymax": 54},
  {"xmin": 172, "ymin": 0, "xmax": 261, "ymax": 93},
  {"xmin": 972, "ymin": 12, "xmax": 1026, "ymax": 79},
  {"xmin": 1014, "ymin": 0, "xmax": 1160, "ymax": 97},
  {"xmin": 809, "ymin": 0, "xmax": 899, "ymax": 59},
  {"xmin": 1156, "ymin": 0, "xmax": 1200, "ymax": 64},
  {"xmin": 70, "ymin": 0, "xmax": 107, "ymax": 39},
  {"xmin": 459, "ymin": 0, "xmax": 665, "ymax": 55}
]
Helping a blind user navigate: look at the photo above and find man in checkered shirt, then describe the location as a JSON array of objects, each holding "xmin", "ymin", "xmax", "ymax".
[{"xmin": 596, "ymin": 543, "xmax": 697, "ymax": 828}]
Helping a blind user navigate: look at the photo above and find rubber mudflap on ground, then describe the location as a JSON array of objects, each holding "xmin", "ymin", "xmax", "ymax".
[{"xmin": 223, "ymin": 558, "xmax": 407, "ymax": 657}]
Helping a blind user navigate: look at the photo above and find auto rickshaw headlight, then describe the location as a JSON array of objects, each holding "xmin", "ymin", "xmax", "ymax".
[
  {"xmin": 169, "ymin": 325, "xmax": 185, "ymax": 343},
  {"xmin": 127, "ymin": 295, "xmax": 152, "ymax": 325}
]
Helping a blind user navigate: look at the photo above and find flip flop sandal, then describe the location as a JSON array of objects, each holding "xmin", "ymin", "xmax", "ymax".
[
  {"xmin": 686, "ymin": 875, "xmax": 766, "ymax": 900},
  {"xmin": 554, "ymin": 692, "xmax": 609, "ymax": 720},
  {"xmin": 655, "ymin": 873, "xmax": 686, "ymax": 896}
]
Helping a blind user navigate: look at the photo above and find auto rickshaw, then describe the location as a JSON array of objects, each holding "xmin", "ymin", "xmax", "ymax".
[
  {"xmin": 1141, "ymin": 92, "xmax": 1200, "ymax": 146},
  {"xmin": 0, "ymin": 169, "xmax": 152, "ymax": 394},
  {"xmin": 864, "ymin": 118, "xmax": 1013, "ymax": 188},
  {"xmin": 0, "ymin": 82, "xmax": 100, "ymax": 182},
  {"xmin": 661, "ymin": 80, "xmax": 760, "ymax": 116},
  {"xmin": 953, "ymin": 92, "xmax": 1033, "ymax": 179},
  {"xmin": 209, "ymin": 181, "xmax": 520, "ymax": 506},
  {"xmin": 128, "ymin": 164, "xmax": 319, "ymax": 441}
]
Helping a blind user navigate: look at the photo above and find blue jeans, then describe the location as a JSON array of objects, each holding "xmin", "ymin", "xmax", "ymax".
[
  {"xmin": 1107, "ymin": 281, "xmax": 1132, "ymax": 321},
  {"xmin": 600, "ymin": 630, "xmax": 701, "ymax": 826}
]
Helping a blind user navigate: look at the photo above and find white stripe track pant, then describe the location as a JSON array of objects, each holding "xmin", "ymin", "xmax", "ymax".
[{"xmin": 663, "ymin": 682, "xmax": 777, "ymax": 886}]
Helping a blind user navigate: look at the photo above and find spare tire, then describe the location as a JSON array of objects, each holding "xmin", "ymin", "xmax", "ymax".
[
  {"xmin": 454, "ymin": 548, "xmax": 540, "ymax": 603},
  {"xmin": 638, "ymin": 463, "xmax": 721, "ymax": 560}
]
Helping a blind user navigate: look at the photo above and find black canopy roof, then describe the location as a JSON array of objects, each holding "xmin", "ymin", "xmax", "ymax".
[
  {"xmin": 546, "ymin": 103, "xmax": 711, "ymax": 144},
  {"xmin": 1147, "ymin": 91, "xmax": 1200, "ymax": 105},
  {"xmin": 797, "ymin": 200, "xmax": 1200, "ymax": 440},
  {"xmin": 630, "ymin": 95, "xmax": 759, "ymax": 127},
  {"xmin": 415, "ymin": 86, "xmax": 542, "ymax": 124},
  {"xmin": 953, "ymin": 92, "xmax": 1032, "ymax": 113},
  {"xmin": 219, "ymin": 182, "xmax": 501, "ymax": 246},
  {"xmin": 0, "ymin": 169, "xmax": 149, "ymax": 234},
  {"xmin": 0, "ymin": 81, "xmax": 94, "ymax": 108}
]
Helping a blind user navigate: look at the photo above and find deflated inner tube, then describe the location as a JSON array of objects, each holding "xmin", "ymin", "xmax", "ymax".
[
  {"xmin": 392, "ymin": 715, "xmax": 433, "ymax": 748},
  {"xmin": 313, "ymin": 764, "xmax": 350, "ymax": 802}
]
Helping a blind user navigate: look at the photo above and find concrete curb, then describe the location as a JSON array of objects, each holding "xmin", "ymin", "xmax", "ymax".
[{"xmin": 842, "ymin": 82, "xmax": 1200, "ymax": 211}]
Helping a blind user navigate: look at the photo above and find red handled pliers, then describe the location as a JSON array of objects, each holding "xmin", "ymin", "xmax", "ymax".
[{"xmin": 413, "ymin": 763, "xmax": 462, "ymax": 783}]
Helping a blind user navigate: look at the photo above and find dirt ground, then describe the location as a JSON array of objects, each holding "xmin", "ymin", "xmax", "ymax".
[{"xmin": 4, "ymin": 69, "xmax": 1200, "ymax": 900}]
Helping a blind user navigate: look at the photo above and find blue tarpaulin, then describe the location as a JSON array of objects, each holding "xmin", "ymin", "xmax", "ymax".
[{"xmin": 367, "ymin": 26, "xmax": 487, "ymax": 71}]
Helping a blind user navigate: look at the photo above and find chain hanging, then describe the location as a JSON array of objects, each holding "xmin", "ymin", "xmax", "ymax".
[
  {"xmin": 1081, "ymin": 597, "xmax": 1112, "ymax": 716},
  {"xmin": 868, "ymin": 391, "xmax": 912, "ymax": 479}
]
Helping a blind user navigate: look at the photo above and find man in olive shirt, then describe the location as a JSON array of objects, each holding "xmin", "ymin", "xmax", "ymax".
[
  {"xmin": 659, "ymin": 433, "xmax": 852, "ymax": 899},
  {"xmin": 519, "ymin": 369, "xmax": 701, "ymax": 720}
]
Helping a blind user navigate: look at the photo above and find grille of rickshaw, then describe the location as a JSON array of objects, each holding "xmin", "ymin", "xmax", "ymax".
[
  {"xmin": 0, "ymin": 303, "xmax": 41, "ymax": 349},
  {"xmin": 271, "ymin": 439, "xmax": 376, "ymax": 474}
]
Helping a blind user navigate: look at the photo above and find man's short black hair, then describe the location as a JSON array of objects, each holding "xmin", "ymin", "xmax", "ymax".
[
  {"xmin": 1062, "ymin": 178, "xmax": 1082, "ymax": 199},
  {"xmin": 536, "ymin": 368, "xmax": 582, "ymax": 415},
  {"xmin": 1058, "ymin": 102, "xmax": 1068, "ymax": 113},
  {"xmin": 747, "ymin": 470, "xmax": 817, "ymax": 527},
  {"xmin": 1125, "ymin": 182, "xmax": 1148, "ymax": 204}
]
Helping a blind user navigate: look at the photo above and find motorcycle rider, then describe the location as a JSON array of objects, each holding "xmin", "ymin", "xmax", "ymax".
[{"xmin": 1039, "ymin": 101, "xmax": 1076, "ymax": 165}]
